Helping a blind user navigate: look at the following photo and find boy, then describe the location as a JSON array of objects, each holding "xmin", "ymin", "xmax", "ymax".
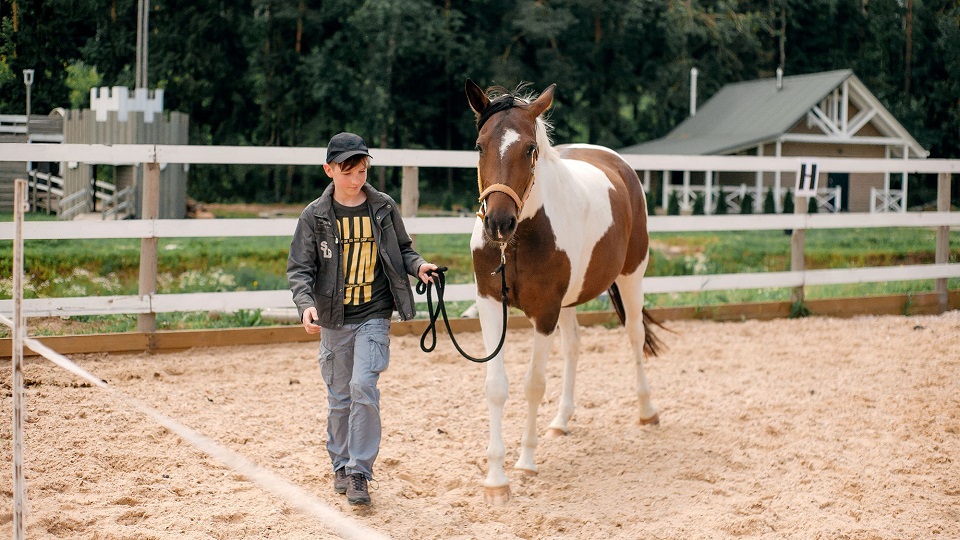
[{"xmin": 287, "ymin": 132, "xmax": 437, "ymax": 505}]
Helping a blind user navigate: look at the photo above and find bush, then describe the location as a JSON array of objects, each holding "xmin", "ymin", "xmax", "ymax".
[
  {"xmin": 667, "ymin": 191, "xmax": 681, "ymax": 215},
  {"xmin": 763, "ymin": 188, "xmax": 777, "ymax": 214},
  {"xmin": 692, "ymin": 192, "xmax": 705, "ymax": 215},
  {"xmin": 645, "ymin": 189, "xmax": 657, "ymax": 215},
  {"xmin": 808, "ymin": 196, "xmax": 819, "ymax": 213},
  {"xmin": 740, "ymin": 193, "xmax": 755, "ymax": 214},
  {"xmin": 783, "ymin": 189, "xmax": 795, "ymax": 214},
  {"xmin": 714, "ymin": 191, "xmax": 728, "ymax": 214}
]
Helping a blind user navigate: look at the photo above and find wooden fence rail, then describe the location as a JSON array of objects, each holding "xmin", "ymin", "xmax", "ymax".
[{"xmin": 1, "ymin": 143, "xmax": 958, "ymax": 325}]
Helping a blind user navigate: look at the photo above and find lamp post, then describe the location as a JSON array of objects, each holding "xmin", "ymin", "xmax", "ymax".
[{"xmin": 23, "ymin": 69, "xmax": 34, "ymax": 116}]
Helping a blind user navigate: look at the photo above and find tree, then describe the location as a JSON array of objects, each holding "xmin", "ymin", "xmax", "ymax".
[
  {"xmin": 783, "ymin": 189, "xmax": 795, "ymax": 214},
  {"xmin": 667, "ymin": 190, "xmax": 681, "ymax": 216},
  {"xmin": 714, "ymin": 190, "xmax": 728, "ymax": 215},
  {"xmin": 763, "ymin": 187, "xmax": 777, "ymax": 213},
  {"xmin": 692, "ymin": 192, "xmax": 705, "ymax": 215},
  {"xmin": 0, "ymin": 0, "xmax": 98, "ymax": 114},
  {"xmin": 740, "ymin": 192, "xmax": 755, "ymax": 215}
]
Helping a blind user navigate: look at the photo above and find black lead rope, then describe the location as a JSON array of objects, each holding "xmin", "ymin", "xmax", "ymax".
[{"xmin": 417, "ymin": 263, "xmax": 509, "ymax": 363}]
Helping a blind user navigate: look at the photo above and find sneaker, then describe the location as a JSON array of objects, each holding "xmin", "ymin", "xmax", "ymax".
[
  {"xmin": 346, "ymin": 473, "xmax": 370, "ymax": 506},
  {"xmin": 334, "ymin": 468, "xmax": 349, "ymax": 495}
]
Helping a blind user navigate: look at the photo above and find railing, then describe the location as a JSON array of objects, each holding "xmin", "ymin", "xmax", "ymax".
[
  {"xmin": 663, "ymin": 183, "xmax": 842, "ymax": 214},
  {"xmin": 871, "ymin": 188, "xmax": 906, "ymax": 213},
  {"xmin": 56, "ymin": 188, "xmax": 92, "ymax": 221},
  {"xmin": 0, "ymin": 143, "xmax": 958, "ymax": 325},
  {"xmin": 26, "ymin": 171, "xmax": 65, "ymax": 214},
  {"xmin": 101, "ymin": 185, "xmax": 134, "ymax": 220}
]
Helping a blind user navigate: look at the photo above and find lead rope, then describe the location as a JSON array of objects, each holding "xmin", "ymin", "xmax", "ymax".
[{"xmin": 417, "ymin": 248, "xmax": 510, "ymax": 363}]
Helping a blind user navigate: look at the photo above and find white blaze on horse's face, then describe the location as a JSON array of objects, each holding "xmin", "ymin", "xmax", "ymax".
[{"xmin": 499, "ymin": 129, "xmax": 520, "ymax": 159}]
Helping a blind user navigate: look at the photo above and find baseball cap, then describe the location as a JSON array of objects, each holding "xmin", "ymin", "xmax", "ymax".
[{"xmin": 325, "ymin": 132, "xmax": 372, "ymax": 164}]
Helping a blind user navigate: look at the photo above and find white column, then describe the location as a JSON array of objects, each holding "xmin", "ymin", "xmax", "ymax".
[
  {"xmin": 682, "ymin": 170, "xmax": 691, "ymax": 212},
  {"xmin": 755, "ymin": 144, "xmax": 764, "ymax": 212},
  {"xmin": 661, "ymin": 170, "xmax": 669, "ymax": 210},
  {"xmin": 883, "ymin": 146, "xmax": 891, "ymax": 195},
  {"xmin": 773, "ymin": 140, "xmax": 782, "ymax": 213},
  {"xmin": 705, "ymin": 170, "xmax": 713, "ymax": 214},
  {"xmin": 901, "ymin": 144, "xmax": 909, "ymax": 213}
]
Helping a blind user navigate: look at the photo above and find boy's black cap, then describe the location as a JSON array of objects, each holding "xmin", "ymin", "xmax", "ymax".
[{"xmin": 326, "ymin": 132, "xmax": 372, "ymax": 164}]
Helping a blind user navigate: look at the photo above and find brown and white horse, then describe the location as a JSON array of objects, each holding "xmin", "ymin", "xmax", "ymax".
[{"xmin": 465, "ymin": 80, "xmax": 663, "ymax": 504}]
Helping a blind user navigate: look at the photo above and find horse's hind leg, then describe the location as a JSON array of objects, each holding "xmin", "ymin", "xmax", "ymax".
[
  {"xmin": 546, "ymin": 307, "xmax": 579, "ymax": 437},
  {"xmin": 615, "ymin": 269, "xmax": 659, "ymax": 424},
  {"xmin": 515, "ymin": 324, "xmax": 558, "ymax": 474}
]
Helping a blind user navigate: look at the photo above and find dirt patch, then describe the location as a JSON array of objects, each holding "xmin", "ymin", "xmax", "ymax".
[{"xmin": 2, "ymin": 312, "xmax": 959, "ymax": 539}]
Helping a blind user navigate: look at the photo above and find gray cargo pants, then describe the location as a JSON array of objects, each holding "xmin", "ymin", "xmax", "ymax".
[{"xmin": 318, "ymin": 318, "xmax": 390, "ymax": 480}]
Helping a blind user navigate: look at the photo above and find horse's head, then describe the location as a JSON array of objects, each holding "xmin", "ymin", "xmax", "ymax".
[{"xmin": 465, "ymin": 79, "xmax": 556, "ymax": 245}]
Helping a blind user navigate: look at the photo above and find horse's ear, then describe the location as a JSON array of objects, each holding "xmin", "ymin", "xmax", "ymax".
[
  {"xmin": 465, "ymin": 79, "xmax": 489, "ymax": 116},
  {"xmin": 528, "ymin": 84, "xmax": 557, "ymax": 118}
]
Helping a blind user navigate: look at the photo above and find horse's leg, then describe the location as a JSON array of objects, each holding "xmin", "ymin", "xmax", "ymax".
[
  {"xmin": 615, "ymin": 269, "xmax": 659, "ymax": 424},
  {"xmin": 476, "ymin": 296, "xmax": 511, "ymax": 504},
  {"xmin": 546, "ymin": 307, "xmax": 579, "ymax": 437},
  {"xmin": 515, "ymin": 325, "xmax": 557, "ymax": 474}
]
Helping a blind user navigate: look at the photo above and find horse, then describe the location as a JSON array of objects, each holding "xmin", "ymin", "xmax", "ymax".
[{"xmin": 464, "ymin": 79, "xmax": 664, "ymax": 504}]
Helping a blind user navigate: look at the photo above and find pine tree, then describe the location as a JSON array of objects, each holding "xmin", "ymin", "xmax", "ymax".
[
  {"xmin": 714, "ymin": 190, "xmax": 728, "ymax": 215},
  {"xmin": 783, "ymin": 189, "xmax": 795, "ymax": 214},
  {"xmin": 763, "ymin": 188, "xmax": 777, "ymax": 213},
  {"xmin": 740, "ymin": 193, "xmax": 755, "ymax": 215},
  {"xmin": 667, "ymin": 190, "xmax": 681, "ymax": 216},
  {"xmin": 693, "ymin": 192, "xmax": 705, "ymax": 215}
]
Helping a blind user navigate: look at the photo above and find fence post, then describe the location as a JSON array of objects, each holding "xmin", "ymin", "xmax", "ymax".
[
  {"xmin": 791, "ymin": 192, "xmax": 808, "ymax": 306},
  {"xmin": 138, "ymin": 161, "xmax": 160, "ymax": 339},
  {"xmin": 401, "ymin": 165, "xmax": 419, "ymax": 247},
  {"xmin": 936, "ymin": 172, "xmax": 951, "ymax": 312},
  {"xmin": 12, "ymin": 178, "xmax": 27, "ymax": 540}
]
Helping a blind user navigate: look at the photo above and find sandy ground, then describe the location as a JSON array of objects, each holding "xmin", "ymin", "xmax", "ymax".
[{"xmin": 2, "ymin": 312, "xmax": 959, "ymax": 540}]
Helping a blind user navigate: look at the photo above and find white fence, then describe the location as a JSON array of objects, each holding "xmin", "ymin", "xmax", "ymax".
[{"xmin": 1, "ymin": 143, "xmax": 958, "ymax": 322}]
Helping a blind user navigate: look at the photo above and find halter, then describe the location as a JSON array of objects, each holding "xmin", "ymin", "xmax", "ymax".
[{"xmin": 476, "ymin": 148, "xmax": 538, "ymax": 220}]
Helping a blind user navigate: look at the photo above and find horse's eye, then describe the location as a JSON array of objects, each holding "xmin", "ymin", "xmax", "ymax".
[
  {"xmin": 475, "ymin": 143, "xmax": 483, "ymax": 155},
  {"xmin": 527, "ymin": 145, "xmax": 538, "ymax": 157}
]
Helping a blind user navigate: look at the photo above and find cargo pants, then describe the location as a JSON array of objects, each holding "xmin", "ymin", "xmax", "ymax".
[{"xmin": 318, "ymin": 318, "xmax": 391, "ymax": 479}]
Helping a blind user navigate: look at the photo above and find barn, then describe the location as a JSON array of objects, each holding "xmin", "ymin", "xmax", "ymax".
[{"xmin": 621, "ymin": 69, "xmax": 928, "ymax": 214}]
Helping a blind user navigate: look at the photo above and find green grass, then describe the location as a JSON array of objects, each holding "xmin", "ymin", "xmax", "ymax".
[{"xmin": 2, "ymin": 223, "xmax": 957, "ymax": 336}]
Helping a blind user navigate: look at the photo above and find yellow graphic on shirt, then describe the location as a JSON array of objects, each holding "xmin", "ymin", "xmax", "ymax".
[{"xmin": 337, "ymin": 215, "xmax": 378, "ymax": 305}]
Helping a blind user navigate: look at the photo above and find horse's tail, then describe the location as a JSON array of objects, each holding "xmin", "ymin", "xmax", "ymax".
[
  {"xmin": 607, "ymin": 283, "xmax": 667, "ymax": 357},
  {"xmin": 608, "ymin": 283, "xmax": 627, "ymax": 326},
  {"xmin": 641, "ymin": 308, "xmax": 667, "ymax": 357}
]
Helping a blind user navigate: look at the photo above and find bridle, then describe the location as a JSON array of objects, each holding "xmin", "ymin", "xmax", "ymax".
[
  {"xmin": 475, "ymin": 146, "xmax": 539, "ymax": 220},
  {"xmin": 417, "ymin": 104, "xmax": 541, "ymax": 363}
]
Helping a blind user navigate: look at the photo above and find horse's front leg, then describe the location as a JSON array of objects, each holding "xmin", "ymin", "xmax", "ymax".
[
  {"xmin": 476, "ymin": 296, "xmax": 511, "ymax": 504},
  {"xmin": 515, "ymin": 327, "xmax": 556, "ymax": 474}
]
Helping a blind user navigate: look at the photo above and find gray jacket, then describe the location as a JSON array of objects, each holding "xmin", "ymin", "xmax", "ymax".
[{"xmin": 287, "ymin": 183, "xmax": 426, "ymax": 328}]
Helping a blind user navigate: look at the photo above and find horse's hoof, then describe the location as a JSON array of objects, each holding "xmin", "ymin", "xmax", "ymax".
[
  {"xmin": 545, "ymin": 427, "xmax": 568, "ymax": 438},
  {"xmin": 516, "ymin": 467, "xmax": 538, "ymax": 477},
  {"xmin": 639, "ymin": 412, "xmax": 660, "ymax": 426},
  {"xmin": 484, "ymin": 485, "xmax": 511, "ymax": 505}
]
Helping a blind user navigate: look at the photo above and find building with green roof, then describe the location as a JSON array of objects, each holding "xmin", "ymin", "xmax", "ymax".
[{"xmin": 622, "ymin": 69, "xmax": 927, "ymax": 214}]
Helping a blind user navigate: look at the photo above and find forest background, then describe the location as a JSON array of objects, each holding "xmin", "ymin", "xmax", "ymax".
[{"xmin": 1, "ymin": 0, "xmax": 958, "ymax": 208}]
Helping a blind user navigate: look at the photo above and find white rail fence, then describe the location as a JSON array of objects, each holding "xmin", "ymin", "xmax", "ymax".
[{"xmin": 1, "ymin": 143, "xmax": 958, "ymax": 322}]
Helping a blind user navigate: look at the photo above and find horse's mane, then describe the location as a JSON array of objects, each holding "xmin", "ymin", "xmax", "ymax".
[{"xmin": 476, "ymin": 84, "xmax": 556, "ymax": 157}]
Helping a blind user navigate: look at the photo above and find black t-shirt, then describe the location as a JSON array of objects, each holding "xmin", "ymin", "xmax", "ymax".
[{"xmin": 333, "ymin": 200, "xmax": 395, "ymax": 323}]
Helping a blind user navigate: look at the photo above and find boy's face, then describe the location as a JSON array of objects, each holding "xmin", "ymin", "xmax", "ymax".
[{"xmin": 324, "ymin": 161, "xmax": 368, "ymax": 199}]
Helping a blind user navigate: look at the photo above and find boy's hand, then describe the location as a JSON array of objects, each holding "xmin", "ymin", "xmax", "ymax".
[
  {"xmin": 418, "ymin": 263, "xmax": 440, "ymax": 284},
  {"xmin": 301, "ymin": 307, "xmax": 321, "ymax": 334}
]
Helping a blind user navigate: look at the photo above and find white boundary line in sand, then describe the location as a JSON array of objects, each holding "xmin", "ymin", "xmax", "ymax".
[
  {"xmin": 3, "ymin": 180, "xmax": 391, "ymax": 539},
  {"xmin": 0, "ymin": 311, "xmax": 391, "ymax": 540}
]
